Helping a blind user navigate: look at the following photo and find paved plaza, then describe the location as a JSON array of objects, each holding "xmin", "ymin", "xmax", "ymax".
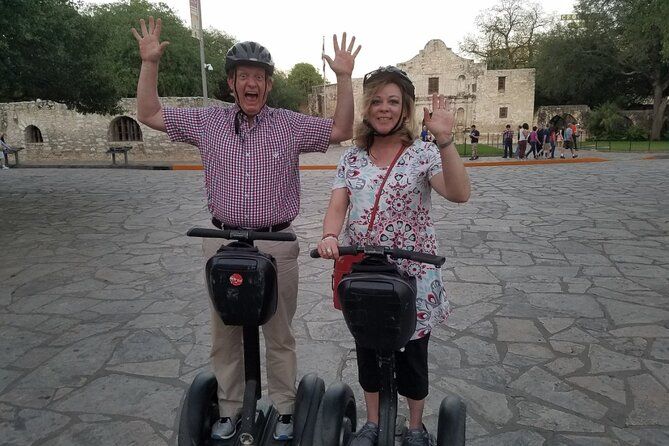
[{"xmin": 1, "ymin": 156, "xmax": 668, "ymax": 445}]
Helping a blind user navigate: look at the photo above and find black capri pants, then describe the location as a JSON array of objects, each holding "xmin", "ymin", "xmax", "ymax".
[{"xmin": 355, "ymin": 334, "xmax": 430, "ymax": 400}]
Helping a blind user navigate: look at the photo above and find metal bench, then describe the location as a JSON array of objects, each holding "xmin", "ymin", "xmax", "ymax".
[
  {"xmin": 3, "ymin": 147, "xmax": 24, "ymax": 167},
  {"xmin": 107, "ymin": 146, "xmax": 132, "ymax": 165}
]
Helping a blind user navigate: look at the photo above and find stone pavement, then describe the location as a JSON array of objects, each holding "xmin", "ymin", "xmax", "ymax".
[{"xmin": 1, "ymin": 156, "xmax": 668, "ymax": 445}]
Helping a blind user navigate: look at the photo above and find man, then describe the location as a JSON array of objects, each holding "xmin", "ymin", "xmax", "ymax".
[
  {"xmin": 570, "ymin": 122, "xmax": 579, "ymax": 150},
  {"xmin": 468, "ymin": 124, "xmax": 480, "ymax": 160},
  {"xmin": 563, "ymin": 125, "xmax": 577, "ymax": 159},
  {"xmin": 502, "ymin": 124, "xmax": 513, "ymax": 158},
  {"xmin": 132, "ymin": 17, "xmax": 360, "ymax": 441}
]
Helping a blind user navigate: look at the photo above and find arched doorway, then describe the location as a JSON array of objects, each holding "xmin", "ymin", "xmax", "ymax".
[
  {"xmin": 456, "ymin": 108, "xmax": 465, "ymax": 127},
  {"xmin": 25, "ymin": 125, "xmax": 44, "ymax": 143},
  {"xmin": 549, "ymin": 115, "xmax": 566, "ymax": 129},
  {"xmin": 109, "ymin": 116, "xmax": 142, "ymax": 142}
]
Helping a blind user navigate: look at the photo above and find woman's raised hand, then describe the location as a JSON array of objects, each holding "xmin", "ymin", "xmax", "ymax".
[{"xmin": 423, "ymin": 94, "xmax": 455, "ymax": 142}]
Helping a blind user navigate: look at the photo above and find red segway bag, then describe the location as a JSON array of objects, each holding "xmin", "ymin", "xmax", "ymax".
[
  {"xmin": 338, "ymin": 258, "xmax": 417, "ymax": 352},
  {"xmin": 205, "ymin": 242, "xmax": 278, "ymax": 326}
]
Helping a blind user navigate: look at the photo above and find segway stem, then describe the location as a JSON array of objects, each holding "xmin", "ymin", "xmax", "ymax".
[
  {"xmin": 378, "ymin": 352, "xmax": 397, "ymax": 446},
  {"xmin": 239, "ymin": 325, "xmax": 262, "ymax": 443},
  {"xmin": 243, "ymin": 326, "xmax": 262, "ymax": 399}
]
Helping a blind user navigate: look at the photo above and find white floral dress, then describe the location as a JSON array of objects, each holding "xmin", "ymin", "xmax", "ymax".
[{"xmin": 333, "ymin": 139, "xmax": 452, "ymax": 339}]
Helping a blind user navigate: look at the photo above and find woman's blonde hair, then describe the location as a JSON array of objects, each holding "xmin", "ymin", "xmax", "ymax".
[{"xmin": 353, "ymin": 76, "xmax": 417, "ymax": 150}]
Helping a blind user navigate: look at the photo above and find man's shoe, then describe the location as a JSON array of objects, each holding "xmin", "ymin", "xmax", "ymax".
[
  {"xmin": 211, "ymin": 415, "xmax": 240, "ymax": 440},
  {"xmin": 401, "ymin": 425, "xmax": 432, "ymax": 446},
  {"xmin": 560, "ymin": 155, "xmax": 566, "ymax": 159},
  {"xmin": 474, "ymin": 155, "xmax": 479, "ymax": 160},
  {"xmin": 349, "ymin": 421, "xmax": 379, "ymax": 446},
  {"xmin": 572, "ymin": 154, "xmax": 578, "ymax": 158},
  {"xmin": 274, "ymin": 414, "xmax": 294, "ymax": 441}
]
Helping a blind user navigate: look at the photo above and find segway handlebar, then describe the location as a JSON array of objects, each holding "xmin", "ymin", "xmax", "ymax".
[
  {"xmin": 310, "ymin": 245, "xmax": 445, "ymax": 267},
  {"xmin": 187, "ymin": 227, "xmax": 296, "ymax": 242}
]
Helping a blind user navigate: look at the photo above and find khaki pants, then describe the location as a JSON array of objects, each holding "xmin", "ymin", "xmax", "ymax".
[{"xmin": 202, "ymin": 226, "xmax": 299, "ymax": 417}]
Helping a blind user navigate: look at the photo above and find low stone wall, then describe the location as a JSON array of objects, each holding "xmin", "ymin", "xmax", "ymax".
[{"xmin": 0, "ymin": 98, "xmax": 230, "ymax": 162}]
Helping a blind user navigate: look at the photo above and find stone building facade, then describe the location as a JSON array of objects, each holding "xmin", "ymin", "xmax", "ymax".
[
  {"xmin": 0, "ymin": 98, "xmax": 231, "ymax": 162},
  {"xmin": 309, "ymin": 39, "xmax": 536, "ymax": 143}
]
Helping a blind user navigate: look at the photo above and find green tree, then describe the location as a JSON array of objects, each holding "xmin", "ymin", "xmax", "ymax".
[
  {"xmin": 532, "ymin": 21, "xmax": 629, "ymax": 107},
  {"xmin": 460, "ymin": 0, "xmax": 546, "ymax": 69},
  {"xmin": 267, "ymin": 71, "xmax": 301, "ymax": 111},
  {"xmin": 203, "ymin": 29, "xmax": 235, "ymax": 101},
  {"xmin": 287, "ymin": 63, "xmax": 323, "ymax": 111},
  {"xmin": 0, "ymin": 0, "xmax": 120, "ymax": 114},
  {"xmin": 577, "ymin": 0, "xmax": 669, "ymax": 139},
  {"xmin": 85, "ymin": 0, "xmax": 202, "ymax": 99}
]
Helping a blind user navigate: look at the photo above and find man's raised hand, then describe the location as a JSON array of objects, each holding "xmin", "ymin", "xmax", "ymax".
[
  {"xmin": 131, "ymin": 16, "xmax": 170, "ymax": 63},
  {"xmin": 323, "ymin": 32, "xmax": 361, "ymax": 78}
]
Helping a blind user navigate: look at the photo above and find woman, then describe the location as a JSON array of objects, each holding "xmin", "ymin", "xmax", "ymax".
[
  {"xmin": 528, "ymin": 125, "xmax": 539, "ymax": 159},
  {"xmin": 518, "ymin": 123, "xmax": 529, "ymax": 159},
  {"xmin": 548, "ymin": 126, "xmax": 557, "ymax": 159},
  {"xmin": 317, "ymin": 66, "xmax": 470, "ymax": 446}
]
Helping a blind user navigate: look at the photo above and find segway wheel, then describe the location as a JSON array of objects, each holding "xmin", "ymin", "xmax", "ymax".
[
  {"xmin": 436, "ymin": 395, "xmax": 466, "ymax": 446},
  {"xmin": 313, "ymin": 382, "xmax": 357, "ymax": 446},
  {"xmin": 293, "ymin": 373, "xmax": 325, "ymax": 445},
  {"xmin": 178, "ymin": 371, "xmax": 219, "ymax": 446}
]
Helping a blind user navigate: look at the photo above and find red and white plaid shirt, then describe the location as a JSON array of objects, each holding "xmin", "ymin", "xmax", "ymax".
[{"xmin": 164, "ymin": 105, "xmax": 332, "ymax": 228}]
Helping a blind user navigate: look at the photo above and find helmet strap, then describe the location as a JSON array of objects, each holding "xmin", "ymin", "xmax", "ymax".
[{"xmin": 363, "ymin": 112, "xmax": 405, "ymax": 137}]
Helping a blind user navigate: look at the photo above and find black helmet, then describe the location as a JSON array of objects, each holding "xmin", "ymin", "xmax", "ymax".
[
  {"xmin": 363, "ymin": 66, "xmax": 415, "ymax": 101},
  {"xmin": 225, "ymin": 41, "xmax": 275, "ymax": 76}
]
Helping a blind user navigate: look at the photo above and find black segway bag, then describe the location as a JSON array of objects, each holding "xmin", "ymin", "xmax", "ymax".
[
  {"xmin": 205, "ymin": 242, "xmax": 278, "ymax": 326},
  {"xmin": 338, "ymin": 258, "xmax": 417, "ymax": 352}
]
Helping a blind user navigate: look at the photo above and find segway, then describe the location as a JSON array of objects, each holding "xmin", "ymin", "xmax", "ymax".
[
  {"xmin": 310, "ymin": 245, "xmax": 466, "ymax": 446},
  {"xmin": 178, "ymin": 227, "xmax": 325, "ymax": 446}
]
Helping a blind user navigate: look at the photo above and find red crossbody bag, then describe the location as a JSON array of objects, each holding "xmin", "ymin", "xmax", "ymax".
[{"xmin": 332, "ymin": 146, "xmax": 405, "ymax": 309}]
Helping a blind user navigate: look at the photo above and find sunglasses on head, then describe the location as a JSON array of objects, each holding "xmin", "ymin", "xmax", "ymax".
[{"xmin": 363, "ymin": 66, "xmax": 410, "ymax": 86}]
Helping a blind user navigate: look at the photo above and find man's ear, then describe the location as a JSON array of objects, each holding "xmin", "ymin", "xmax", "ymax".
[
  {"xmin": 227, "ymin": 74, "xmax": 236, "ymax": 97},
  {"xmin": 266, "ymin": 77, "xmax": 273, "ymax": 93}
]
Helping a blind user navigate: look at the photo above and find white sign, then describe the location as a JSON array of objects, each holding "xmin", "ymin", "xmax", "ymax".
[{"xmin": 190, "ymin": 0, "xmax": 201, "ymax": 40}]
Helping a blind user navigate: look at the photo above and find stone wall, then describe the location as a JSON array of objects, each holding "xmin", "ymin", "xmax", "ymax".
[
  {"xmin": 527, "ymin": 105, "xmax": 657, "ymax": 139},
  {"xmin": 309, "ymin": 39, "xmax": 536, "ymax": 143},
  {"xmin": 0, "ymin": 98, "xmax": 231, "ymax": 162},
  {"xmin": 535, "ymin": 105, "xmax": 590, "ymax": 127}
]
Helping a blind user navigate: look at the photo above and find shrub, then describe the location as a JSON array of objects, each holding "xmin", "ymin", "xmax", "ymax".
[
  {"xmin": 625, "ymin": 125, "xmax": 648, "ymax": 141},
  {"xmin": 586, "ymin": 103, "xmax": 629, "ymax": 139}
]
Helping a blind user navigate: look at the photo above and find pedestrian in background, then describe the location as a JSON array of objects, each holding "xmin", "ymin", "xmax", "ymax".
[
  {"xmin": 563, "ymin": 125, "xmax": 577, "ymax": 158},
  {"xmin": 0, "ymin": 133, "xmax": 11, "ymax": 169},
  {"xmin": 518, "ymin": 123, "xmax": 529, "ymax": 159},
  {"xmin": 502, "ymin": 124, "xmax": 513, "ymax": 159},
  {"xmin": 468, "ymin": 124, "xmax": 480, "ymax": 160},
  {"xmin": 548, "ymin": 126, "xmax": 557, "ymax": 159}
]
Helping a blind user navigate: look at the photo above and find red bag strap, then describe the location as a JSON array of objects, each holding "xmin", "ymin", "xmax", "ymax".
[{"xmin": 366, "ymin": 145, "xmax": 406, "ymax": 234}]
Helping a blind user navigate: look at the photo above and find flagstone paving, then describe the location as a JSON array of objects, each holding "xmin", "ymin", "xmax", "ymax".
[{"xmin": 1, "ymin": 157, "xmax": 668, "ymax": 445}]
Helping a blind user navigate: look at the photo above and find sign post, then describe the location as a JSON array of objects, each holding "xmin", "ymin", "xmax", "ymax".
[{"xmin": 190, "ymin": 0, "xmax": 208, "ymax": 101}]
